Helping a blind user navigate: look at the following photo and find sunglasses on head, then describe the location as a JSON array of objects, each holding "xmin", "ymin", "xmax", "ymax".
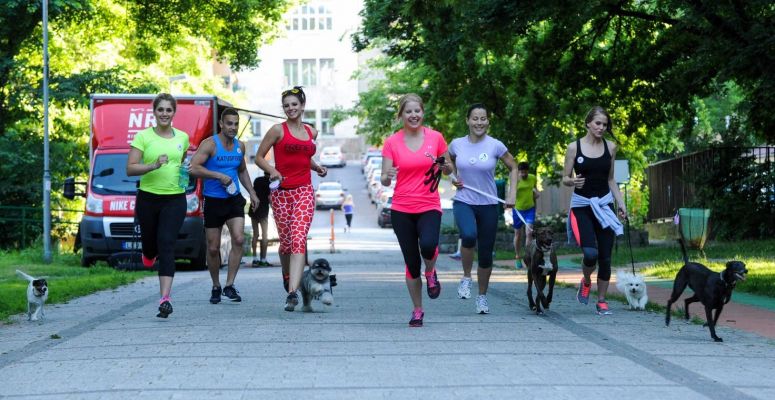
[{"xmin": 282, "ymin": 88, "xmax": 301, "ymax": 96}]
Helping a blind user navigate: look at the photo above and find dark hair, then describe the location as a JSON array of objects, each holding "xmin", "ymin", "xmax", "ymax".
[
  {"xmin": 466, "ymin": 103, "xmax": 487, "ymax": 119},
  {"xmin": 584, "ymin": 106, "xmax": 612, "ymax": 133},
  {"xmin": 397, "ymin": 93, "xmax": 424, "ymax": 118},
  {"xmin": 220, "ymin": 107, "xmax": 239, "ymax": 121},
  {"xmin": 153, "ymin": 93, "xmax": 177, "ymax": 111},
  {"xmin": 282, "ymin": 86, "xmax": 306, "ymax": 104},
  {"xmin": 518, "ymin": 162, "xmax": 529, "ymax": 171}
]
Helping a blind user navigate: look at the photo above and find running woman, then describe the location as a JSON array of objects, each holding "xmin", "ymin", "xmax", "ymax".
[
  {"xmin": 381, "ymin": 93, "xmax": 452, "ymax": 327},
  {"xmin": 126, "ymin": 93, "xmax": 189, "ymax": 318},
  {"xmin": 449, "ymin": 103, "xmax": 518, "ymax": 314},
  {"xmin": 562, "ymin": 106, "xmax": 627, "ymax": 315},
  {"xmin": 254, "ymin": 86, "xmax": 328, "ymax": 311}
]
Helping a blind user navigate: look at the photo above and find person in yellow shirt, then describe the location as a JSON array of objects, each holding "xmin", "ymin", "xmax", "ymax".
[{"xmin": 511, "ymin": 162, "xmax": 539, "ymax": 269}]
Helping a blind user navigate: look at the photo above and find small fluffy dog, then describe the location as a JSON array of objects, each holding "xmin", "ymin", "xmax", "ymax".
[
  {"xmin": 525, "ymin": 226, "xmax": 558, "ymax": 315},
  {"xmin": 300, "ymin": 258, "xmax": 337, "ymax": 312},
  {"xmin": 16, "ymin": 270, "xmax": 48, "ymax": 321},
  {"xmin": 615, "ymin": 269, "xmax": 648, "ymax": 310}
]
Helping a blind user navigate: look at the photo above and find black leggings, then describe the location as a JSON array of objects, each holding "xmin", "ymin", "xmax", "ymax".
[
  {"xmin": 570, "ymin": 205, "xmax": 615, "ymax": 281},
  {"xmin": 345, "ymin": 213, "xmax": 353, "ymax": 227},
  {"xmin": 390, "ymin": 209, "xmax": 441, "ymax": 279},
  {"xmin": 135, "ymin": 190, "xmax": 186, "ymax": 277}
]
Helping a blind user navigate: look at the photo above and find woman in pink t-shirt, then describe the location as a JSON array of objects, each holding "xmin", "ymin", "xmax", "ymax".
[{"xmin": 381, "ymin": 93, "xmax": 452, "ymax": 327}]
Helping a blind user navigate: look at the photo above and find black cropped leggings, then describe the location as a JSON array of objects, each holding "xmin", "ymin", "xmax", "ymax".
[
  {"xmin": 569, "ymin": 205, "xmax": 615, "ymax": 281},
  {"xmin": 390, "ymin": 209, "xmax": 441, "ymax": 279},
  {"xmin": 135, "ymin": 190, "xmax": 186, "ymax": 277}
]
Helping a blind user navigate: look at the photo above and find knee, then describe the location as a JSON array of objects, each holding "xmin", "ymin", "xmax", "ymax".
[
  {"xmin": 582, "ymin": 247, "xmax": 598, "ymax": 267},
  {"xmin": 207, "ymin": 244, "xmax": 220, "ymax": 257},
  {"xmin": 419, "ymin": 244, "xmax": 437, "ymax": 261},
  {"xmin": 460, "ymin": 234, "xmax": 477, "ymax": 249},
  {"xmin": 232, "ymin": 234, "xmax": 245, "ymax": 248}
]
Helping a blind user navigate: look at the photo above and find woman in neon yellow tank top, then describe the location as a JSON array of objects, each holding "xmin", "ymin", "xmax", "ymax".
[{"xmin": 127, "ymin": 93, "xmax": 190, "ymax": 319}]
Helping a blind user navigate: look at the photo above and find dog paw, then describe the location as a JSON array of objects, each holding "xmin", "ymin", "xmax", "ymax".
[
  {"xmin": 320, "ymin": 292, "xmax": 333, "ymax": 306},
  {"xmin": 301, "ymin": 305, "xmax": 314, "ymax": 313}
]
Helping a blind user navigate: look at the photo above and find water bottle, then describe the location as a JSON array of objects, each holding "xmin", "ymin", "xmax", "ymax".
[
  {"xmin": 225, "ymin": 179, "xmax": 239, "ymax": 196},
  {"xmin": 179, "ymin": 157, "xmax": 190, "ymax": 189}
]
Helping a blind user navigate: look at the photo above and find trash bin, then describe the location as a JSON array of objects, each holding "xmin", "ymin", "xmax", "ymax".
[{"xmin": 678, "ymin": 208, "xmax": 711, "ymax": 249}]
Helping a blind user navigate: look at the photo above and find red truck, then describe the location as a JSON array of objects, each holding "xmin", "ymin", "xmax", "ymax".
[{"xmin": 65, "ymin": 94, "xmax": 231, "ymax": 268}]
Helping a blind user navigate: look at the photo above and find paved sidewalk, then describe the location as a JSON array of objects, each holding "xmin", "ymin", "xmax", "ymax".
[{"xmin": 2, "ymin": 232, "xmax": 774, "ymax": 399}]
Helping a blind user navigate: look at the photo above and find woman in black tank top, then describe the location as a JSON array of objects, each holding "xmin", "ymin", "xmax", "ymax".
[{"xmin": 561, "ymin": 106, "xmax": 627, "ymax": 315}]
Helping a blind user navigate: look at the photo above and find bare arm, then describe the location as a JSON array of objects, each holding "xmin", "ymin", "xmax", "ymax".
[
  {"xmin": 562, "ymin": 141, "xmax": 584, "ymax": 189},
  {"xmin": 500, "ymin": 151, "xmax": 518, "ymax": 207},
  {"xmin": 189, "ymin": 138, "xmax": 230, "ymax": 185},
  {"xmin": 381, "ymin": 156, "xmax": 396, "ymax": 187},
  {"xmin": 236, "ymin": 141, "xmax": 259, "ymax": 210},
  {"xmin": 126, "ymin": 147, "xmax": 164, "ymax": 176},
  {"xmin": 254, "ymin": 125, "xmax": 283, "ymax": 181},
  {"xmin": 607, "ymin": 142, "xmax": 627, "ymax": 218}
]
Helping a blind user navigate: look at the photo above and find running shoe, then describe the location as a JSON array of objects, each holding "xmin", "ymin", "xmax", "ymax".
[
  {"xmin": 476, "ymin": 295, "xmax": 490, "ymax": 314},
  {"xmin": 142, "ymin": 254, "xmax": 157, "ymax": 269},
  {"xmin": 223, "ymin": 285, "xmax": 241, "ymax": 302},
  {"xmin": 515, "ymin": 258, "xmax": 523, "ymax": 269},
  {"xmin": 457, "ymin": 277, "xmax": 472, "ymax": 299},
  {"xmin": 210, "ymin": 286, "xmax": 222, "ymax": 304},
  {"xmin": 260, "ymin": 260, "xmax": 273, "ymax": 267},
  {"xmin": 284, "ymin": 291, "xmax": 299, "ymax": 312},
  {"xmin": 426, "ymin": 269, "xmax": 441, "ymax": 299},
  {"xmin": 251, "ymin": 259, "xmax": 260, "ymax": 268},
  {"xmin": 449, "ymin": 252, "xmax": 462, "ymax": 261},
  {"xmin": 577, "ymin": 278, "xmax": 591, "ymax": 305},
  {"xmin": 596, "ymin": 301, "xmax": 613, "ymax": 315},
  {"xmin": 408, "ymin": 309, "xmax": 424, "ymax": 327},
  {"xmin": 157, "ymin": 299, "xmax": 173, "ymax": 318}
]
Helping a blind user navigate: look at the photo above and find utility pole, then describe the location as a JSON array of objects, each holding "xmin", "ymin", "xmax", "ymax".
[{"xmin": 42, "ymin": 0, "xmax": 52, "ymax": 263}]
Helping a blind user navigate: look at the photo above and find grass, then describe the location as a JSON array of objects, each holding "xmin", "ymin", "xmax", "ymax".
[{"xmin": 0, "ymin": 246, "xmax": 153, "ymax": 321}]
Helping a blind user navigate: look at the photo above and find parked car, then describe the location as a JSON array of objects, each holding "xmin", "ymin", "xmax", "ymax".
[
  {"xmin": 377, "ymin": 196, "xmax": 392, "ymax": 228},
  {"xmin": 363, "ymin": 155, "xmax": 382, "ymax": 175},
  {"xmin": 361, "ymin": 148, "xmax": 382, "ymax": 172},
  {"xmin": 319, "ymin": 146, "xmax": 346, "ymax": 168},
  {"xmin": 315, "ymin": 181, "xmax": 346, "ymax": 209},
  {"xmin": 367, "ymin": 172, "xmax": 383, "ymax": 200}
]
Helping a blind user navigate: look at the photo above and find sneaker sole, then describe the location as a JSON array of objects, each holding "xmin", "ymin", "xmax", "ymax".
[{"xmin": 210, "ymin": 299, "xmax": 221, "ymax": 304}]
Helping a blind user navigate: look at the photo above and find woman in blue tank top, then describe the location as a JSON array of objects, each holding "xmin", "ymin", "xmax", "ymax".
[{"xmin": 561, "ymin": 106, "xmax": 627, "ymax": 316}]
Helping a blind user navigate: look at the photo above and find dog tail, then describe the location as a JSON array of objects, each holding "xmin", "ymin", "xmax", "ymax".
[
  {"xmin": 677, "ymin": 238, "xmax": 689, "ymax": 265},
  {"xmin": 16, "ymin": 270, "xmax": 34, "ymax": 282}
]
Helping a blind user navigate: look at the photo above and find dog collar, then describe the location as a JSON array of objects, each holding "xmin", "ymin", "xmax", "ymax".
[{"xmin": 720, "ymin": 271, "xmax": 730, "ymax": 287}]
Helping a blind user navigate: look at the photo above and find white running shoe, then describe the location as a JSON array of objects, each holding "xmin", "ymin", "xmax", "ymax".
[
  {"xmin": 476, "ymin": 295, "xmax": 490, "ymax": 314},
  {"xmin": 457, "ymin": 277, "xmax": 472, "ymax": 299}
]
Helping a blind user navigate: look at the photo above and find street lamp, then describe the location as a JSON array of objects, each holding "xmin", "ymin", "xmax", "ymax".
[{"xmin": 168, "ymin": 74, "xmax": 188, "ymax": 93}]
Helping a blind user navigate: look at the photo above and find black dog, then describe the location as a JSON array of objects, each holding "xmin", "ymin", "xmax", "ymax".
[
  {"xmin": 665, "ymin": 239, "xmax": 748, "ymax": 342},
  {"xmin": 525, "ymin": 227, "xmax": 558, "ymax": 315}
]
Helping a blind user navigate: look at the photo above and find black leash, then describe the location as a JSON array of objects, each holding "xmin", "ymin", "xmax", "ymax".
[
  {"xmin": 423, "ymin": 155, "xmax": 445, "ymax": 193},
  {"xmin": 625, "ymin": 216, "xmax": 636, "ymax": 275}
]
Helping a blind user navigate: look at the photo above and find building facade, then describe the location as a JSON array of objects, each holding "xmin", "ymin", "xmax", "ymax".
[{"xmin": 238, "ymin": 0, "xmax": 375, "ymax": 159}]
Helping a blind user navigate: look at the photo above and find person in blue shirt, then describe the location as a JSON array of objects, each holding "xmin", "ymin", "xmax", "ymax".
[
  {"xmin": 342, "ymin": 193, "xmax": 354, "ymax": 232},
  {"xmin": 190, "ymin": 108, "xmax": 259, "ymax": 305}
]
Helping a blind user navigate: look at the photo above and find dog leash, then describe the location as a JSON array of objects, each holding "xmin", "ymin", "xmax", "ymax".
[
  {"xmin": 447, "ymin": 171, "xmax": 529, "ymax": 226},
  {"xmin": 625, "ymin": 216, "xmax": 636, "ymax": 275}
]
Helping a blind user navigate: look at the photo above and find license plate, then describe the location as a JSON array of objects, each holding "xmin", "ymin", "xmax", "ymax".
[{"xmin": 122, "ymin": 242, "xmax": 142, "ymax": 250}]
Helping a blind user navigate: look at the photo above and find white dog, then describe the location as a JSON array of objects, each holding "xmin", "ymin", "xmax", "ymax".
[
  {"xmin": 16, "ymin": 270, "xmax": 49, "ymax": 321},
  {"xmin": 615, "ymin": 269, "xmax": 648, "ymax": 310}
]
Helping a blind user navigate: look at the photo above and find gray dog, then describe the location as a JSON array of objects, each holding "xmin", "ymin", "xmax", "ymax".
[
  {"xmin": 665, "ymin": 239, "xmax": 747, "ymax": 342},
  {"xmin": 300, "ymin": 258, "xmax": 336, "ymax": 312}
]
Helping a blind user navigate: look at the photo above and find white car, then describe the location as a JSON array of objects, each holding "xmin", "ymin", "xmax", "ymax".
[
  {"xmin": 315, "ymin": 181, "xmax": 346, "ymax": 209},
  {"xmin": 319, "ymin": 146, "xmax": 346, "ymax": 168},
  {"xmin": 363, "ymin": 156, "xmax": 382, "ymax": 176}
]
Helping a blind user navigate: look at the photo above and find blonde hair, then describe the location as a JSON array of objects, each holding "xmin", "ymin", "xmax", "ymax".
[{"xmin": 397, "ymin": 93, "xmax": 424, "ymax": 118}]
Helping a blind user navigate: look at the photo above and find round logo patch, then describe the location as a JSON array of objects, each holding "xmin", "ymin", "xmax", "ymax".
[
  {"xmin": 468, "ymin": 157, "xmax": 477, "ymax": 165},
  {"xmin": 237, "ymin": 147, "xmax": 243, "ymax": 154},
  {"xmin": 479, "ymin": 153, "xmax": 489, "ymax": 162},
  {"xmin": 177, "ymin": 143, "xmax": 183, "ymax": 151},
  {"xmin": 577, "ymin": 156, "xmax": 584, "ymax": 164}
]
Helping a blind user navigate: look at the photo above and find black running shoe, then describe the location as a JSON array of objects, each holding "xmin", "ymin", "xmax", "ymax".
[
  {"xmin": 408, "ymin": 309, "xmax": 424, "ymax": 327},
  {"xmin": 157, "ymin": 300, "xmax": 173, "ymax": 318},
  {"xmin": 284, "ymin": 291, "xmax": 299, "ymax": 312},
  {"xmin": 223, "ymin": 285, "xmax": 241, "ymax": 302},
  {"xmin": 210, "ymin": 286, "xmax": 222, "ymax": 304}
]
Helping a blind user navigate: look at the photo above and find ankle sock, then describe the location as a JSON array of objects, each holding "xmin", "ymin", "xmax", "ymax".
[{"xmin": 159, "ymin": 296, "xmax": 170, "ymax": 304}]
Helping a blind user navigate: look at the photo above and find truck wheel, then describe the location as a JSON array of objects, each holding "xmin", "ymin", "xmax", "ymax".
[
  {"xmin": 190, "ymin": 237, "xmax": 207, "ymax": 270},
  {"xmin": 81, "ymin": 251, "xmax": 95, "ymax": 268}
]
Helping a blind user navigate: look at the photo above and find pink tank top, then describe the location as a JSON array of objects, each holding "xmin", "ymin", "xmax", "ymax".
[{"xmin": 274, "ymin": 122, "xmax": 316, "ymax": 189}]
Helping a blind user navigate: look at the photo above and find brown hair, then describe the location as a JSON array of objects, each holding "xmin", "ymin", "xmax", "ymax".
[
  {"xmin": 584, "ymin": 106, "xmax": 612, "ymax": 132},
  {"xmin": 397, "ymin": 93, "xmax": 424, "ymax": 118},
  {"xmin": 153, "ymin": 93, "xmax": 177, "ymax": 111}
]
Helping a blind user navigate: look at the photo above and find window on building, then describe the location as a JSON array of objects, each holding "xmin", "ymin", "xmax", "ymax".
[
  {"xmin": 286, "ymin": 3, "xmax": 332, "ymax": 31},
  {"xmin": 319, "ymin": 58, "xmax": 334, "ymax": 86},
  {"xmin": 303, "ymin": 110, "xmax": 316, "ymax": 128},
  {"xmin": 283, "ymin": 59, "xmax": 298, "ymax": 87},
  {"xmin": 251, "ymin": 120, "xmax": 262, "ymax": 137},
  {"xmin": 302, "ymin": 59, "xmax": 317, "ymax": 86},
  {"xmin": 321, "ymin": 110, "xmax": 333, "ymax": 135}
]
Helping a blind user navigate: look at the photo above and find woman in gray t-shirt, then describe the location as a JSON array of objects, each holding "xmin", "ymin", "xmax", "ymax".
[{"xmin": 448, "ymin": 103, "xmax": 518, "ymax": 314}]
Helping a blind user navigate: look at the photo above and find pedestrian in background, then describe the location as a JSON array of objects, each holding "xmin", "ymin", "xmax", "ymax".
[
  {"xmin": 126, "ymin": 93, "xmax": 188, "ymax": 319},
  {"xmin": 381, "ymin": 93, "xmax": 452, "ymax": 327},
  {"xmin": 342, "ymin": 193, "xmax": 354, "ymax": 232},
  {"xmin": 449, "ymin": 103, "xmax": 518, "ymax": 314},
  {"xmin": 190, "ymin": 108, "xmax": 258, "ymax": 305},
  {"xmin": 249, "ymin": 174, "xmax": 272, "ymax": 267},
  {"xmin": 254, "ymin": 86, "xmax": 328, "ymax": 311},
  {"xmin": 562, "ymin": 106, "xmax": 627, "ymax": 315},
  {"xmin": 510, "ymin": 162, "xmax": 539, "ymax": 269}
]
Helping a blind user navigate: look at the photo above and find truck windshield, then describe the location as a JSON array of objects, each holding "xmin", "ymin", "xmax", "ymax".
[{"xmin": 91, "ymin": 154, "xmax": 195, "ymax": 195}]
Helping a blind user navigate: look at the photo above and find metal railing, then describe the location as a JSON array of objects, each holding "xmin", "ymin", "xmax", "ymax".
[{"xmin": 0, "ymin": 206, "xmax": 82, "ymax": 249}]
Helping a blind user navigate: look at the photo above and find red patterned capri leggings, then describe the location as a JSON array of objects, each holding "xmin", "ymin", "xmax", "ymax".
[{"xmin": 270, "ymin": 184, "xmax": 315, "ymax": 254}]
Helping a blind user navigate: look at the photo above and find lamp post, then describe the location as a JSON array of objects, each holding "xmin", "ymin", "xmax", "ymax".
[
  {"xmin": 168, "ymin": 74, "xmax": 188, "ymax": 93},
  {"xmin": 42, "ymin": 0, "xmax": 52, "ymax": 263}
]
